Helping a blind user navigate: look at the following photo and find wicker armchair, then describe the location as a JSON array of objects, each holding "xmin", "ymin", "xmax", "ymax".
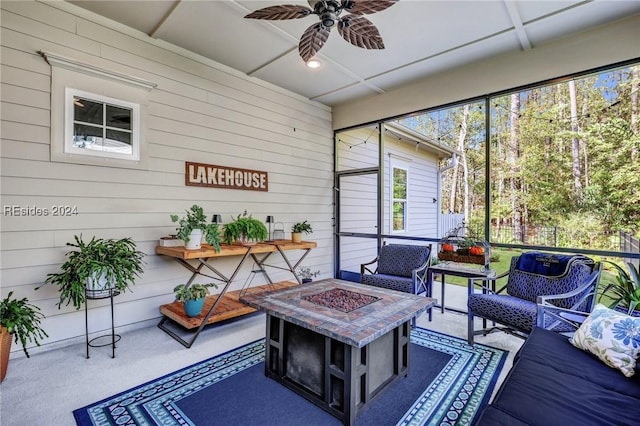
[{"xmin": 467, "ymin": 252, "xmax": 601, "ymax": 344}]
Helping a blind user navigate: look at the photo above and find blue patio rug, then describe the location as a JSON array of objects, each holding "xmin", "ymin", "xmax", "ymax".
[{"xmin": 73, "ymin": 328, "xmax": 507, "ymax": 426}]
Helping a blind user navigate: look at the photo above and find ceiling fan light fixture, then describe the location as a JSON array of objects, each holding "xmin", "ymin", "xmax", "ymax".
[{"xmin": 306, "ymin": 58, "xmax": 322, "ymax": 69}]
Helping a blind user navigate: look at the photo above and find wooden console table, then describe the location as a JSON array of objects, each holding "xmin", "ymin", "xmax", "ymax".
[{"xmin": 156, "ymin": 240, "xmax": 316, "ymax": 347}]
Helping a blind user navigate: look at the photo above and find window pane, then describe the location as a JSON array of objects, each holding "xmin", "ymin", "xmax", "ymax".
[
  {"xmin": 393, "ymin": 201, "xmax": 405, "ymax": 231},
  {"xmin": 393, "ymin": 168, "xmax": 407, "ymax": 199},
  {"xmin": 106, "ymin": 105, "xmax": 132, "ymax": 130},
  {"xmin": 74, "ymin": 98, "xmax": 103, "ymax": 125},
  {"xmin": 73, "ymin": 124, "xmax": 103, "ymax": 149},
  {"xmin": 105, "ymin": 129, "xmax": 133, "ymax": 154}
]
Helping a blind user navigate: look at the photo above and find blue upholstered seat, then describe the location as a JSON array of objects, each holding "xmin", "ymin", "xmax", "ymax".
[
  {"xmin": 467, "ymin": 252, "xmax": 600, "ymax": 344},
  {"xmin": 361, "ymin": 244, "xmax": 432, "ymax": 296}
]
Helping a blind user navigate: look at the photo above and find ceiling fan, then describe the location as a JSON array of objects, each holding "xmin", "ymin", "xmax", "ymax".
[{"xmin": 244, "ymin": 0, "xmax": 398, "ymax": 62}]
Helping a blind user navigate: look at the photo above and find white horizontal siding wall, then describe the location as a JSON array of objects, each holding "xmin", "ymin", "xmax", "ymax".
[
  {"xmin": 0, "ymin": 1, "xmax": 333, "ymax": 354},
  {"xmin": 336, "ymin": 126, "xmax": 439, "ymax": 274}
]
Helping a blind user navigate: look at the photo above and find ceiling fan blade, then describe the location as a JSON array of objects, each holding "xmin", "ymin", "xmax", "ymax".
[
  {"xmin": 343, "ymin": 0, "xmax": 398, "ymax": 15},
  {"xmin": 299, "ymin": 23, "xmax": 331, "ymax": 62},
  {"xmin": 338, "ymin": 15, "xmax": 384, "ymax": 50},
  {"xmin": 245, "ymin": 5, "xmax": 312, "ymax": 20}
]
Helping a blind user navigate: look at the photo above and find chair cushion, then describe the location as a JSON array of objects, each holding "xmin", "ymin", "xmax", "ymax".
[
  {"xmin": 506, "ymin": 255, "xmax": 594, "ymax": 307},
  {"xmin": 361, "ymin": 274, "xmax": 414, "ymax": 293},
  {"xmin": 570, "ymin": 304, "xmax": 640, "ymax": 377},
  {"xmin": 469, "ymin": 293, "xmax": 576, "ymax": 333},
  {"xmin": 490, "ymin": 358, "xmax": 640, "ymax": 426},
  {"xmin": 468, "ymin": 293, "xmax": 538, "ymax": 333},
  {"xmin": 517, "ymin": 327, "xmax": 640, "ymax": 399},
  {"xmin": 376, "ymin": 244, "xmax": 430, "ymax": 278}
]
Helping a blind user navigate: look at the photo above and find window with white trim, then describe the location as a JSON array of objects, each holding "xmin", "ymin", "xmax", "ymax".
[
  {"xmin": 392, "ymin": 166, "xmax": 408, "ymax": 232},
  {"xmin": 65, "ymin": 88, "xmax": 140, "ymax": 161}
]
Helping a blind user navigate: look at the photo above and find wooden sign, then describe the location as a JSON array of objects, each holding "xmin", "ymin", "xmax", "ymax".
[{"xmin": 185, "ymin": 161, "xmax": 268, "ymax": 192}]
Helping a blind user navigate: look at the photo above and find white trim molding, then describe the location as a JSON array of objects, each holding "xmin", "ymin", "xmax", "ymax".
[{"xmin": 39, "ymin": 50, "xmax": 157, "ymax": 91}]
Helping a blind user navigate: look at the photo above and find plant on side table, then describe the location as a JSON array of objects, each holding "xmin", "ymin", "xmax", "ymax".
[
  {"xmin": 291, "ymin": 220, "xmax": 312, "ymax": 243},
  {"xmin": 173, "ymin": 283, "xmax": 218, "ymax": 317},
  {"xmin": 223, "ymin": 211, "xmax": 268, "ymax": 245},
  {"xmin": 600, "ymin": 261, "xmax": 640, "ymax": 316},
  {"xmin": 39, "ymin": 235, "xmax": 145, "ymax": 310},
  {"xmin": 0, "ymin": 292, "xmax": 48, "ymax": 382},
  {"xmin": 297, "ymin": 266, "xmax": 320, "ymax": 284},
  {"xmin": 171, "ymin": 205, "xmax": 222, "ymax": 251}
]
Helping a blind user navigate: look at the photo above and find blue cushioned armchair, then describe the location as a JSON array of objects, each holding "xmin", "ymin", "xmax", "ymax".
[
  {"xmin": 467, "ymin": 252, "xmax": 601, "ymax": 345},
  {"xmin": 361, "ymin": 244, "xmax": 432, "ymax": 326}
]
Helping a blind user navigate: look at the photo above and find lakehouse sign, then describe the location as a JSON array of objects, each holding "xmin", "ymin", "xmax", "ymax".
[{"xmin": 185, "ymin": 161, "xmax": 268, "ymax": 192}]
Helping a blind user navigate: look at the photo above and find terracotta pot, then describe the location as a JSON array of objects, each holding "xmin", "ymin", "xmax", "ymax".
[{"xmin": 1, "ymin": 326, "xmax": 13, "ymax": 382}]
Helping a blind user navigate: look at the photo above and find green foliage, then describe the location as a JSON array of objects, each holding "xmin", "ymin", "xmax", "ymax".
[
  {"xmin": 173, "ymin": 283, "xmax": 217, "ymax": 302},
  {"xmin": 291, "ymin": 220, "xmax": 313, "ymax": 234},
  {"xmin": 170, "ymin": 205, "xmax": 221, "ymax": 251},
  {"xmin": 223, "ymin": 212, "xmax": 268, "ymax": 244},
  {"xmin": 297, "ymin": 266, "xmax": 320, "ymax": 280},
  {"xmin": 39, "ymin": 235, "xmax": 145, "ymax": 310},
  {"xmin": 0, "ymin": 292, "xmax": 48, "ymax": 357},
  {"xmin": 599, "ymin": 261, "xmax": 640, "ymax": 314}
]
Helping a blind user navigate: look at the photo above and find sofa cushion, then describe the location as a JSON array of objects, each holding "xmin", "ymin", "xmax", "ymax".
[
  {"xmin": 468, "ymin": 293, "xmax": 537, "ymax": 333},
  {"xmin": 491, "ymin": 358, "xmax": 640, "ymax": 426},
  {"xmin": 571, "ymin": 304, "xmax": 640, "ymax": 377},
  {"xmin": 517, "ymin": 327, "xmax": 640, "ymax": 399},
  {"xmin": 472, "ymin": 405, "xmax": 531, "ymax": 426}
]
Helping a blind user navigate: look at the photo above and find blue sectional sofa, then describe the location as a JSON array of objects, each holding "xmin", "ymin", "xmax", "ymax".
[{"xmin": 474, "ymin": 326, "xmax": 640, "ymax": 426}]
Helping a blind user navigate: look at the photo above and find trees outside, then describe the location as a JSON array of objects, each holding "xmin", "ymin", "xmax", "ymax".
[{"xmin": 399, "ymin": 62, "xmax": 640, "ymax": 252}]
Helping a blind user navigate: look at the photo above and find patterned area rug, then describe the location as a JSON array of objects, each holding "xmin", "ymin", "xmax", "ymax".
[{"xmin": 74, "ymin": 328, "xmax": 507, "ymax": 426}]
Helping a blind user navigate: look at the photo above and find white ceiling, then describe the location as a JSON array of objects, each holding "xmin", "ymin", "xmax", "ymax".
[{"xmin": 69, "ymin": 0, "xmax": 640, "ymax": 107}]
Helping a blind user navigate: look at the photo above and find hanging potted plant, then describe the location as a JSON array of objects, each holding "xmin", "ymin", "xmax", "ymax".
[
  {"xmin": 173, "ymin": 283, "xmax": 218, "ymax": 317},
  {"xmin": 39, "ymin": 235, "xmax": 145, "ymax": 309},
  {"xmin": 291, "ymin": 220, "xmax": 312, "ymax": 243},
  {"xmin": 222, "ymin": 211, "xmax": 268, "ymax": 246},
  {"xmin": 171, "ymin": 205, "xmax": 222, "ymax": 251},
  {"xmin": 0, "ymin": 292, "xmax": 48, "ymax": 382},
  {"xmin": 600, "ymin": 261, "xmax": 640, "ymax": 316}
]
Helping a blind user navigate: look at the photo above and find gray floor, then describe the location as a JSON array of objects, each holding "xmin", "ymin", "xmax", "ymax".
[{"xmin": 0, "ymin": 283, "xmax": 524, "ymax": 426}]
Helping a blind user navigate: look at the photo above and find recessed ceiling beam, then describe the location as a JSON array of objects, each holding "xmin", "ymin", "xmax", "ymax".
[{"xmin": 504, "ymin": 0, "xmax": 532, "ymax": 50}]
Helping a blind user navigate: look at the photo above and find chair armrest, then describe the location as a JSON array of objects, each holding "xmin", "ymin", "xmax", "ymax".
[
  {"xmin": 536, "ymin": 304, "xmax": 589, "ymax": 331},
  {"xmin": 360, "ymin": 257, "xmax": 379, "ymax": 275}
]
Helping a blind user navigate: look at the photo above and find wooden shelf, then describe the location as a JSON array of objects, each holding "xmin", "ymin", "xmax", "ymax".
[{"xmin": 159, "ymin": 281, "xmax": 298, "ymax": 329}]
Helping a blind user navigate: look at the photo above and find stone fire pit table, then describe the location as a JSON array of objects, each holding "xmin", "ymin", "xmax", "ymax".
[{"xmin": 240, "ymin": 278, "xmax": 436, "ymax": 426}]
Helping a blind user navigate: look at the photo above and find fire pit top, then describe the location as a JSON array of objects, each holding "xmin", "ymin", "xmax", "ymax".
[
  {"xmin": 240, "ymin": 279, "xmax": 436, "ymax": 347},
  {"xmin": 301, "ymin": 288, "xmax": 381, "ymax": 313}
]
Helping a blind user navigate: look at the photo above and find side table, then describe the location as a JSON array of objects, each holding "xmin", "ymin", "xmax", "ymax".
[{"xmin": 85, "ymin": 288, "xmax": 121, "ymax": 358}]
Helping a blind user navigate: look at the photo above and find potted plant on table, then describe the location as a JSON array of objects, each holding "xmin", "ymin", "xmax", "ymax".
[
  {"xmin": 39, "ymin": 235, "xmax": 145, "ymax": 310},
  {"xmin": 173, "ymin": 283, "xmax": 218, "ymax": 317},
  {"xmin": 171, "ymin": 205, "xmax": 222, "ymax": 251},
  {"xmin": 291, "ymin": 220, "xmax": 312, "ymax": 243},
  {"xmin": 0, "ymin": 292, "xmax": 48, "ymax": 382},
  {"xmin": 223, "ymin": 211, "xmax": 268, "ymax": 245},
  {"xmin": 297, "ymin": 266, "xmax": 320, "ymax": 284},
  {"xmin": 600, "ymin": 261, "xmax": 640, "ymax": 316}
]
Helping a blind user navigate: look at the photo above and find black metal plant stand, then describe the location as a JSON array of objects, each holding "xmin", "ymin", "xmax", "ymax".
[{"xmin": 85, "ymin": 288, "xmax": 121, "ymax": 358}]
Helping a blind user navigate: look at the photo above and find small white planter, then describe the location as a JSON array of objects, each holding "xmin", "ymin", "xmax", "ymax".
[
  {"xmin": 86, "ymin": 272, "xmax": 114, "ymax": 298},
  {"xmin": 185, "ymin": 229, "xmax": 203, "ymax": 250}
]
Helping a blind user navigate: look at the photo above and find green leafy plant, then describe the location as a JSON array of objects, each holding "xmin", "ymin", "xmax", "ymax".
[
  {"xmin": 223, "ymin": 212, "xmax": 268, "ymax": 244},
  {"xmin": 173, "ymin": 283, "xmax": 218, "ymax": 302},
  {"xmin": 599, "ymin": 261, "xmax": 640, "ymax": 314},
  {"xmin": 297, "ymin": 266, "xmax": 320, "ymax": 280},
  {"xmin": 291, "ymin": 220, "xmax": 313, "ymax": 234},
  {"xmin": 170, "ymin": 205, "xmax": 221, "ymax": 251},
  {"xmin": 1, "ymin": 292, "xmax": 48, "ymax": 357},
  {"xmin": 39, "ymin": 235, "xmax": 145, "ymax": 310}
]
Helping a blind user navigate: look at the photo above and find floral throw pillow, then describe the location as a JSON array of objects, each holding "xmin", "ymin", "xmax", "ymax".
[{"xmin": 570, "ymin": 304, "xmax": 640, "ymax": 377}]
